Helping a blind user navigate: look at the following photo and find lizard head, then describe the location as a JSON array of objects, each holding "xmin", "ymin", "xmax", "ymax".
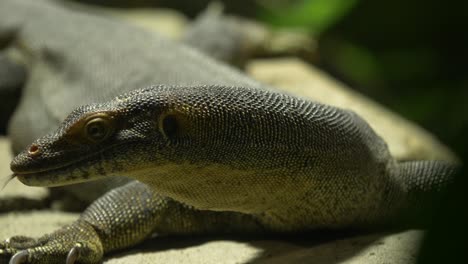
[
  {"xmin": 11, "ymin": 85, "xmax": 307, "ymax": 190},
  {"xmin": 10, "ymin": 85, "xmax": 181, "ymax": 187}
]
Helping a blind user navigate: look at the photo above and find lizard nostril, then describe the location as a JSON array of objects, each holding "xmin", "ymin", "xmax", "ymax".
[{"xmin": 28, "ymin": 144, "xmax": 41, "ymax": 157}]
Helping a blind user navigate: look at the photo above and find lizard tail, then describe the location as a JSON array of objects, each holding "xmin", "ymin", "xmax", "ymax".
[{"xmin": 394, "ymin": 160, "xmax": 460, "ymax": 227}]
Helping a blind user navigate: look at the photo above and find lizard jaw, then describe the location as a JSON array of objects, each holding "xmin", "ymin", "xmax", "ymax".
[
  {"xmin": 10, "ymin": 139, "xmax": 147, "ymax": 187},
  {"xmin": 13, "ymin": 151, "xmax": 110, "ymax": 187}
]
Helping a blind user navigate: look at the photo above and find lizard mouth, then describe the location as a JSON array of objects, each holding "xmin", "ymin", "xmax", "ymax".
[
  {"xmin": 12, "ymin": 149, "xmax": 100, "ymax": 175},
  {"xmin": 14, "ymin": 152, "xmax": 107, "ymax": 187},
  {"xmin": 11, "ymin": 140, "xmax": 141, "ymax": 187},
  {"xmin": 11, "ymin": 137, "xmax": 146, "ymax": 175}
]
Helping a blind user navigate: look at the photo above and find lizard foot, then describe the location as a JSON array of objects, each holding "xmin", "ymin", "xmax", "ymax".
[{"xmin": 0, "ymin": 221, "xmax": 103, "ymax": 264}]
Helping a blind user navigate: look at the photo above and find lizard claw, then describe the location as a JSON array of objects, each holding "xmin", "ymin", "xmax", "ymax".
[
  {"xmin": 9, "ymin": 250, "xmax": 28, "ymax": 264},
  {"xmin": 65, "ymin": 244, "xmax": 81, "ymax": 264}
]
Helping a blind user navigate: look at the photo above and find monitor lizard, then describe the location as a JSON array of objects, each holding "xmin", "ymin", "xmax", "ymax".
[{"xmin": 0, "ymin": 0, "xmax": 459, "ymax": 263}]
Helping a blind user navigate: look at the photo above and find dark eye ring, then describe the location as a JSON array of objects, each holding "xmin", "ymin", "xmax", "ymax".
[
  {"xmin": 159, "ymin": 113, "xmax": 179, "ymax": 140},
  {"xmin": 84, "ymin": 117, "xmax": 113, "ymax": 143}
]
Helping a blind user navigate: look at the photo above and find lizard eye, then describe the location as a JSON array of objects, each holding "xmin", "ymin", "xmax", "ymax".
[{"xmin": 84, "ymin": 117, "xmax": 113, "ymax": 143}]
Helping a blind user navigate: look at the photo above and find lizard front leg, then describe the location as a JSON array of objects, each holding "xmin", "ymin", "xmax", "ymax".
[{"xmin": 1, "ymin": 181, "xmax": 262, "ymax": 264}]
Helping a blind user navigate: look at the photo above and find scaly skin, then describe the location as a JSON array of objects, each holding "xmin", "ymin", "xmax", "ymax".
[
  {"xmin": 3, "ymin": 85, "xmax": 457, "ymax": 263},
  {"xmin": 0, "ymin": 0, "xmax": 459, "ymax": 263}
]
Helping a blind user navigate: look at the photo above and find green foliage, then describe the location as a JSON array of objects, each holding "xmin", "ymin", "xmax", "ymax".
[
  {"xmin": 327, "ymin": 40, "xmax": 382, "ymax": 85},
  {"xmin": 259, "ymin": 0, "xmax": 358, "ymax": 34}
]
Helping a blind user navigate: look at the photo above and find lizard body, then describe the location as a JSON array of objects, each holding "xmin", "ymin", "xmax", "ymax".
[
  {"xmin": 11, "ymin": 84, "xmax": 454, "ymax": 230},
  {"xmin": 0, "ymin": 0, "xmax": 458, "ymax": 263}
]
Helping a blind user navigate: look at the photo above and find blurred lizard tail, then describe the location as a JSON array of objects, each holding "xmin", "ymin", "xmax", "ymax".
[{"xmin": 394, "ymin": 160, "xmax": 460, "ymax": 227}]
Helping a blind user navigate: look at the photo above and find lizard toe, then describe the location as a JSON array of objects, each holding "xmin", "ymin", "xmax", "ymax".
[
  {"xmin": 5, "ymin": 236, "xmax": 38, "ymax": 250},
  {"xmin": 1, "ymin": 237, "xmax": 34, "ymax": 263}
]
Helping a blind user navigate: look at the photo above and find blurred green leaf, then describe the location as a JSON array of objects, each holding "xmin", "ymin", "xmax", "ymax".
[
  {"xmin": 333, "ymin": 41, "xmax": 381, "ymax": 84},
  {"xmin": 259, "ymin": 0, "xmax": 358, "ymax": 34}
]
